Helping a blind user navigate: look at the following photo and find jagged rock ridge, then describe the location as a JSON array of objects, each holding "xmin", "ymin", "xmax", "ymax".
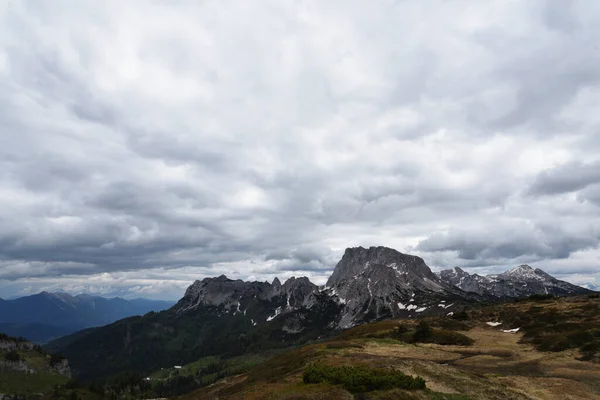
[
  {"xmin": 438, "ymin": 264, "xmax": 592, "ymax": 298},
  {"xmin": 175, "ymin": 246, "xmax": 471, "ymax": 330}
]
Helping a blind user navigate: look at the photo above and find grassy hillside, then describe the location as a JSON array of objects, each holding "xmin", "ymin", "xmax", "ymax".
[
  {"xmin": 178, "ymin": 294, "xmax": 600, "ymax": 400},
  {"xmin": 46, "ymin": 299, "xmax": 341, "ymax": 381},
  {"xmin": 0, "ymin": 333, "xmax": 70, "ymax": 396}
]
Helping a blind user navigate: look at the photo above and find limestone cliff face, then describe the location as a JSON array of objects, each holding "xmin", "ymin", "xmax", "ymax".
[
  {"xmin": 0, "ymin": 360, "xmax": 35, "ymax": 374},
  {"xmin": 327, "ymin": 247, "xmax": 439, "ymax": 288},
  {"xmin": 50, "ymin": 358, "xmax": 72, "ymax": 378},
  {"xmin": 174, "ymin": 274, "xmax": 320, "ymax": 324},
  {"xmin": 324, "ymin": 246, "xmax": 466, "ymax": 328},
  {"xmin": 0, "ymin": 340, "xmax": 34, "ymax": 351}
]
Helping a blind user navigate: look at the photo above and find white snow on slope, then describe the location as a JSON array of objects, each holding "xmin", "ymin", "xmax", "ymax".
[{"xmin": 266, "ymin": 306, "xmax": 282, "ymax": 322}]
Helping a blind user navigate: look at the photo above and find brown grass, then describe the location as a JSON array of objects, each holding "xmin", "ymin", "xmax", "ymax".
[{"xmin": 179, "ymin": 296, "xmax": 600, "ymax": 400}]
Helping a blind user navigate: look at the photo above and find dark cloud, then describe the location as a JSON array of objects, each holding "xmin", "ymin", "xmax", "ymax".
[
  {"xmin": 417, "ymin": 222, "xmax": 600, "ymax": 265},
  {"xmin": 528, "ymin": 161, "xmax": 600, "ymax": 196}
]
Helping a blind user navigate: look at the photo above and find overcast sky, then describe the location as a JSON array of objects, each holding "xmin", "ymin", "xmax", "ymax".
[{"xmin": 1, "ymin": 0, "xmax": 599, "ymax": 300}]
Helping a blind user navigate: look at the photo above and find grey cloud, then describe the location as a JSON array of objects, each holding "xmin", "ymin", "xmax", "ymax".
[
  {"xmin": 417, "ymin": 222, "xmax": 600, "ymax": 265},
  {"xmin": 578, "ymin": 184, "xmax": 600, "ymax": 207},
  {"xmin": 528, "ymin": 161, "xmax": 600, "ymax": 196}
]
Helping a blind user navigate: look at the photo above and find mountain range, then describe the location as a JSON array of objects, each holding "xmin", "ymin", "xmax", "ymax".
[
  {"xmin": 44, "ymin": 246, "xmax": 592, "ymax": 380},
  {"xmin": 437, "ymin": 264, "xmax": 590, "ymax": 298},
  {"xmin": 0, "ymin": 292, "xmax": 174, "ymax": 343}
]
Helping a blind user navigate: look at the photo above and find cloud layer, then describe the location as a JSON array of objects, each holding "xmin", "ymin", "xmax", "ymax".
[{"xmin": 1, "ymin": 0, "xmax": 600, "ymax": 299}]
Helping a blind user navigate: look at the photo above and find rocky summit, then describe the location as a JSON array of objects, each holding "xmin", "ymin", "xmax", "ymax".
[
  {"xmin": 438, "ymin": 264, "xmax": 592, "ymax": 298},
  {"xmin": 175, "ymin": 246, "xmax": 471, "ymax": 330},
  {"xmin": 324, "ymin": 246, "xmax": 468, "ymax": 328},
  {"xmin": 173, "ymin": 247, "xmax": 590, "ymax": 329}
]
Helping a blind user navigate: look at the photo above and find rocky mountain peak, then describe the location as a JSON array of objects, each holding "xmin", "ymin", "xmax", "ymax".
[
  {"xmin": 323, "ymin": 246, "xmax": 465, "ymax": 328},
  {"xmin": 272, "ymin": 277, "xmax": 282, "ymax": 288},
  {"xmin": 500, "ymin": 264, "xmax": 549, "ymax": 281},
  {"xmin": 326, "ymin": 246, "xmax": 434, "ymax": 287}
]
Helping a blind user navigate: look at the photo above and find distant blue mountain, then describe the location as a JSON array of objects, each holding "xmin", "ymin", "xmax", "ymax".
[
  {"xmin": 582, "ymin": 282, "xmax": 600, "ymax": 292},
  {"xmin": 0, "ymin": 292, "xmax": 175, "ymax": 343}
]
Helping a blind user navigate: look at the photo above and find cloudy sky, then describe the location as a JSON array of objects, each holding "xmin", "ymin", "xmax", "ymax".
[{"xmin": 1, "ymin": 0, "xmax": 599, "ymax": 300}]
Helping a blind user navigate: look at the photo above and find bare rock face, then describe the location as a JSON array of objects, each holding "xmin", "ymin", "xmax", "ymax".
[
  {"xmin": 174, "ymin": 274, "xmax": 320, "ymax": 323},
  {"xmin": 50, "ymin": 358, "xmax": 72, "ymax": 378},
  {"xmin": 0, "ymin": 360, "xmax": 35, "ymax": 374},
  {"xmin": 173, "ymin": 246, "xmax": 477, "ymax": 330},
  {"xmin": 438, "ymin": 267, "xmax": 492, "ymax": 295},
  {"xmin": 324, "ymin": 246, "xmax": 466, "ymax": 328},
  {"xmin": 173, "ymin": 247, "xmax": 589, "ymax": 332},
  {"xmin": 438, "ymin": 264, "xmax": 592, "ymax": 298},
  {"xmin": 0, "ymin": 341, "xmax": 34, "ymax": 351}
]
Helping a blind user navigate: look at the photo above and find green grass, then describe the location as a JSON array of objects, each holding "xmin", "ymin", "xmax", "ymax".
[
  {"xmin": 148, "ymin": 352, "xmax": 276, "ymax": 397},
  {"xmin": 0, "ymin": 345, "xmax": 71, "ymax": 395},
  {"xmin": 0, "ymin": 369, "xmax": 68, "ymax": 394},
  {"xmin": 303, "ymin": 363, "xmax": 426, "ymax": 393}
]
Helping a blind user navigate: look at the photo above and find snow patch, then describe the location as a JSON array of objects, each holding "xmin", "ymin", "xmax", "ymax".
[
  {"xmin": 486, "ymin": 322, "xmax": 502, "ymax": 327},
  {"xmin": 415, "ymin": 307, "xmax": 427, "ymax": 313},
  {"xmin": 447, "ymin": 312, "xmax": 454, "ymax": 316},
  {"xmin": 397, "ymin": 302, "xmax": 406, "ymax": 310},
  {"xmin": 266, "ymin": 307, "xmax": 282, "ymax": 322},
  {"xmin": 502, "ymin": 328, "xmax": 520, "ymax": 333}
]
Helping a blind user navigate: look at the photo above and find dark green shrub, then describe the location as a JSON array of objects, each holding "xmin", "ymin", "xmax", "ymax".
[
  {"xmin": 537, "ymin": 330, "xmax": 595, "ymax": 352},
  {"xmin": 303, "ymin": 363, "xmax": 426, "ymax": 393},
  {"xmin": 428, "ymin": 330, "xmax": 474, "ymax": 346},
  {"xmin": 49, "ymin": 353, "xmax": 66, "ymax": 366},
  {"xmin": 436, "ymin": 318, "xmax": 471, "ymax": 331},
  {"xmin": 412, "ymin": 321, "xmax": 432, "ymax": 342},
  {"xmin": 452, "ymin": 311, "xmax": 470, "ymax": 321},
  {"xmin": 4, "ymin": 350, "xmax": 21, "ymax": 362},
  {"xmin": 397, "ymin": 325, "xmax": 409, "ymax": 335}
]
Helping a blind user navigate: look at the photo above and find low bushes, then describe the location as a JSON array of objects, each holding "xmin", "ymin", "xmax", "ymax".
[
  {"xmin": 4, "ymin": 350, "xmax": 21, "ymax": 362},
  {"xmin": 303, "ymin": 363, "xmax": 426, "ymax": 393},
  {"xmin": 396, "ymin": 322, "xmax": 474, "ymax": 346},
  {"xmin": 537, "ymin": 330, "xmax": 595, "ymax": 352},
  {"xmin": 435, "ymin": 318, "xmax": 472, "ymax": 331}
]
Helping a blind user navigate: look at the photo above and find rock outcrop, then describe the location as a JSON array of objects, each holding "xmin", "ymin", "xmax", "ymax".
[{"xmin": 324, "ymin": 246, "xmax": 467, "ymax": 328}]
